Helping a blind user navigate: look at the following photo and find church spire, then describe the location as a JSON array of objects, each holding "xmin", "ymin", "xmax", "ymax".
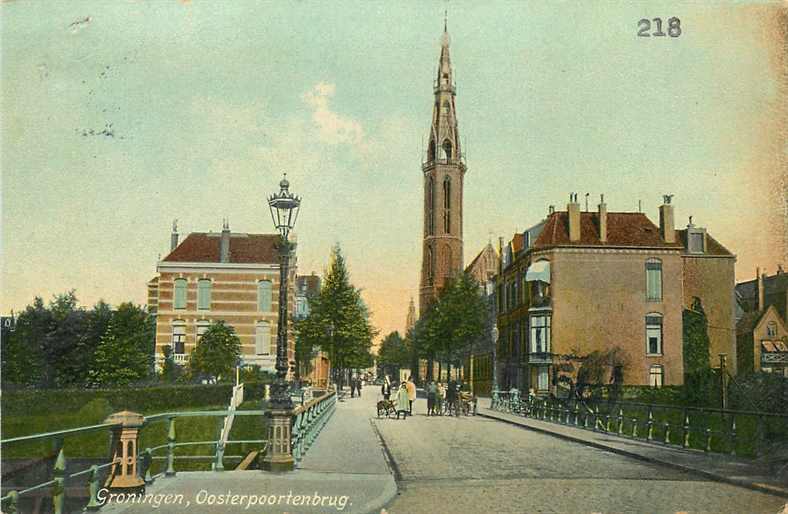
[{"xmin": 427, "ymin": 18, "xmax": 460, "ymax": 164}]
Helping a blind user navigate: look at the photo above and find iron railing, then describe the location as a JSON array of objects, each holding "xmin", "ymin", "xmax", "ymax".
[{"xmin": 490, "ymin": 390, "xmax": 788, "ymax": 459}]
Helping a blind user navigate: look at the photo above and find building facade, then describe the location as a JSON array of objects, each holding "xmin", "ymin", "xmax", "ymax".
[
  {"xmin": 464, "ymin": 243, "xmax": 500, "ymax": 395},
  {"xmin": 148, "ymin": 221, "xmax": 296, "ymax": 374},
  {"xmin": 419, "ymin": 23, "xmax": 465, "ymax": 316},
  {"xmin": 495, "ymin": 195, "xmax": 736, "ymax": 394},
  {"xmin": 736, "ymin": 268, "xmax": 788, "ymax": 375}
]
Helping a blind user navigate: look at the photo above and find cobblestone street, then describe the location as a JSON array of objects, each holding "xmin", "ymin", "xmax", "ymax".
[{"xmin": 372, "ymin": 397, "xmax": 787, "ymax": 514}]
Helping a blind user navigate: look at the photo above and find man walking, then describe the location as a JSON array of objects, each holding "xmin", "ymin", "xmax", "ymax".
[
  {"xmin": 426, "ymin": 380, "xmax": 437, "ymax": 416},
  {"xmin": 381, "ymin": 375, "xmax": 391, "ymax": 400},
  {"xmin": 446, "ymin": 379, "xmax": 458, "ymax": 416},
  {"xmin": 406, "ymin": 376, "xmax": 416, "ymax": 416}
]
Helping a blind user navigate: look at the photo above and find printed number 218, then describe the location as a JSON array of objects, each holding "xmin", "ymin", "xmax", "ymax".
[{"xmin": 638, "ymin": 18, "xmax": 682, "ymax": 37}]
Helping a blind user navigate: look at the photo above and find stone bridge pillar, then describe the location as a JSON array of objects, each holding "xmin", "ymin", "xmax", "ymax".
[{"xmin": 104, "ymin": 411, "xmax": 145, "ymax": 492}]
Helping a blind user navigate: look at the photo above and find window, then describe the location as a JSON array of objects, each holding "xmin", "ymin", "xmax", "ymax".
[
  {"xmin": 427, "ymin": 246, "xmax": 434, "ymax": 285},
  {"xmin": 173, "ymin": 279, "xmax": 187, "ymax": 309},
  {"xmin": 258, "ymin": 280, "xmax": 273, "ymax": 312},
  {"xmin": 197, "ymin": 279, "xmax": 211, "ymax": 310},
  {"xmin": 649, "ymin": 365, "xmax": 664, "ymax": 387},
  {"xmin": 443, "ymin": 177, "xmax": 451, "ymax": 234},
  {"xmin": 443, "ymin": 140, "xmax": 452, "ymax": 160},
  {"xmin": 255, "ymin": 321, "xmax": 271, "ymax": 355},
  {"xmin": 646, "ymin": 314, "xmax": 663, "ymax": 355},
  {"xmin": 537, "ymin": 367, "xmax": 549, "ymax": 391},
  {"xmin": 767, "ymin": 321, "xmax": 778, "ymax": 338},
  {"xmin": 688, "ymin": 231, "xmax": 705, "ymax": 253},
  {"xmin": 172, "ymin": 322, "xmax": 186, "ymax": 354},
  {"xmin": 427, "ymin": 177, "xmax": 435, "ymax": 235},
  {"xmin": 530, "ymin": 315, "xmax": 551, "ymax": 354},
  {"xmin": 196, "ymin": 320, "xmax": 209, "ymax": 341},
  {"xmin": 646, "ymin": 259, "xmax": 662, "ymax": 302}
]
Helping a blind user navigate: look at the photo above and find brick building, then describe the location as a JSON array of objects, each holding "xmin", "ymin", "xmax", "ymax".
[
  {"xmin": 736, "ymin": 268, "xmax": 788, "ymax": 375},
  {"xmin": 495, "ymin": 195, "xmax": 735, "ymax": 394},
  {"xmin": 148, "ymin": 221, "xmax": 296, "ymax": 374}
]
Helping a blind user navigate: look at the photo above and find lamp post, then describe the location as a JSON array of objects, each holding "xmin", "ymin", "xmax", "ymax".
[
  {"xmin": 491, "ymin": 325, "xmax": 499, "ymax": 394},
  {"xmin": 261, "ymin": 174, "xmax": 300, "ymax": 472}
]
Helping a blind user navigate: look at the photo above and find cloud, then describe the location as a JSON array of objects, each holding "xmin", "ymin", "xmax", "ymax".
[{"xmin": 302, "ymin": 82, "xmax": 366, "ymax": 148}]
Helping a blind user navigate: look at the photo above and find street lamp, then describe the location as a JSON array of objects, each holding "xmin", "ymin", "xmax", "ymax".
[
  {"xmin": 261, "ymin": 174, "xmax": 300, "ymax": 472},
  {"xmin": 491, "ymin": 325, "xmax": 499, "ymax": 394}
]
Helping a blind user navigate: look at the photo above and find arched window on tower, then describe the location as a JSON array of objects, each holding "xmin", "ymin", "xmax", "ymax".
[
  {"xmin": 443, "ymin": 140, "xmax": 453, "ymax": 160},
  {"xmin": 428, "ymin": 138, "xmax": 436, "ymax": 162},
  {"xmin": 441, "ymin": 100, "xmax": 450, "ymax": 115},
  {"xmin": 443, "ymin": 176, "xmax": 451, "ymax": 234},
  {"xmin": 427, "ymin": 245, "xmax": 434, "ymax": 285},
  {"xmin": 427, "ymin": 177, "xmax": 435, "ymax": 235}
]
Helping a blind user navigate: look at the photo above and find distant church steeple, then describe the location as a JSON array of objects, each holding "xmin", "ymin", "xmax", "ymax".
[
  {"xmin": 405, "ymin": 297, "xmax": 416, "ymax": 334},
  {"xmin": 419, "ymin": 17, "xmax": 466, "ymax": 316}
]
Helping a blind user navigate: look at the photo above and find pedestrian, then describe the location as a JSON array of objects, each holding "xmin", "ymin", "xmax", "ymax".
[
  {"xmin": 396, "ymin": 382, "xmax": 409, "ymax": 420},
  {"xmin": 426, "ymin": 380, "xmax": 438, "ymax": 415},
  {"xmin": 446, "ymin": 379, "xmax": 458, "ymax": 416},
  {"xmin": 350, "ymin": 375, "xmax": 355, "ymax": 398},
  {"xmin": 406, "ymin": 376, "xmax": 416, "ymax": 416},
  {"xmin": 381, "ymin": 375, "xmax": 391, "ymax": 400},
  {"xmin": 436, "ymin": 382, "xmax": 445, "ymax": 415},
  {"xmin": 357, "ymin": 376, "xmax": 363, "ymax": 397}
]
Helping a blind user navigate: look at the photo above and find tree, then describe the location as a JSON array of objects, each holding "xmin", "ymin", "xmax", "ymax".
[
  {"xmin": 88, "ymin": 303, "xmax": 154, "ymax": 386},
  {"xmin": 188, "ymin": 321, "xmax": 241, "ymax": 381},
  {"xmin": 683, "ymin": 300, "xmax": 715, "ymax": 405},
  {"xmin": 1, "ymin": 297, "xmax": 49, "ymax": 387},
  {"xmin": 416, "ymin": 272, "xmax": 488, "ymax": 380},
  {"xmin": 43, "ymin": 290, "xmax": 89, "ymax": 387},
  {"xmin": 160, "ymin": 345, "xmax": 184, "ymax": 383},
  {"xmin": 377, "ymin": 331, "xmax": 408, "ymax": 378},
  {"xmin": 293, "ymin": 244, "xmax": 377, "ymax": 388}
]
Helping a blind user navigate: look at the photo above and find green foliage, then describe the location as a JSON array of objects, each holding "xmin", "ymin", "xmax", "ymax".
[
  {"xmin": 414, "ymin": 272, "xmax": 488, "ymax": 377},
  {"xmin": 377, "ymin": 331, "xmax": 409, "ymax": 377},
  {"xmin": 682, "ymin": 306, "xmax": 715, "ymax": 405},
  {"xmin": 1, "ymin": 297, "xmax": 48, "ymax": 387},
  {"xmin": 188, "ymin": 321, "xmax": 241, "ymax": 381},
  {"xmin": 576, "ymin": 347, "xmax": 629, "ymax": 387},
  {"xmin": 88, "ymin": 303, "xmax": 154, "ymax": 387},
  {"xmin": 294, "ymin": 244, "xmax": 377, "ymax": 385},
  {"xmin": 161, "ymin": 345, "xmax": 185, "ymax": 383}
]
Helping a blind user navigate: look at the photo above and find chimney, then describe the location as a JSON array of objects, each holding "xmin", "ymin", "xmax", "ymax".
[
  {"xmin": 567, "ymin": 193, "xmax": 581, "ymax": 242},
  {"xmin": 220, "ymin": 219, "xmax": 231, "ymax": 263},
  {"xmin": 170, "ymin": 219, "xmax": 179, "ymax": 251},
  {"xmin": 659, "ymin": 195, "xmax": 675, "ymax": 243},
  {"xmin": 757, "ymin": 267, "xmax": 765, "ymax": 312},
  {"xmin": 598, "ymin": 194, "xmax": 607, "ymax": 242}
]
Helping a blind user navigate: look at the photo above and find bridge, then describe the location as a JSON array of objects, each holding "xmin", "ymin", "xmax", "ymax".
[{"xmin": 2, "ymin": 389, "xmax": 787, "ymax": 513}]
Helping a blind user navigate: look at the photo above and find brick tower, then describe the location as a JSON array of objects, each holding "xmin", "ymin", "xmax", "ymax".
[{"xmin": 419, "ymin": 20, "xmax": 465, "ymax": 316}]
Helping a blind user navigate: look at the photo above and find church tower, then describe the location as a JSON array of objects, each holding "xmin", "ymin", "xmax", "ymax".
[{"xmin": 419, "ymin": 19, "xmax": 466, "ymax": 316}]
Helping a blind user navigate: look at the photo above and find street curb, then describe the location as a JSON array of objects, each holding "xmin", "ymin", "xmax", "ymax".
[
  {"xmin": 478, "ymin": 409, "xmax": 788, "ymax": 500},
  {"xmin": 368, "ymin": 419, "xmax": 401, "ymax": 514}
]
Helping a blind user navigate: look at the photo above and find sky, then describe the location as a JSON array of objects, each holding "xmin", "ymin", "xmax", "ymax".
[{"xmin": 2, "ymin": 1, "xmax": 786, "ymax": 341}]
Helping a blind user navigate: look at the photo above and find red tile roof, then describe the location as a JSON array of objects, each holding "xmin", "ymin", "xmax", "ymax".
[
  {"xmin": 532, "ymin": 211, "xmax": 683, "ymax": 249},
  {"xmin": 163, "ymin": 233, "xmax": 280, "ymax": 264}
]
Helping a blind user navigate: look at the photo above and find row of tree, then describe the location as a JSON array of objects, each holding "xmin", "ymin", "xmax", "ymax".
[
  {"xmin": 2, "ymin": 291, "xmax": 154, "ymax": 388},
  {"xmin": 377, "ymin": 272, "xmax": 490, "ymax": 383},
  {"xmin": 294, "ymin": 244, "xmax": 376, "ymax": 388}
]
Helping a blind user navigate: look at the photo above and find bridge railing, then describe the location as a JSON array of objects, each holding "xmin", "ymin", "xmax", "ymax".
[
  {"xmin": 489, "ymin": 390, "xmax": 788, "ymax": 459},
  {"xmin": 1, "ymin": 391, "xmax": 338, "ymax": 513}
]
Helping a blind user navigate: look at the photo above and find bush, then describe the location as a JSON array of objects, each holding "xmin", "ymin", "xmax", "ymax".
[{"xmin": 2, "ymin": 380, "xmax": 272, "ymax": 419}]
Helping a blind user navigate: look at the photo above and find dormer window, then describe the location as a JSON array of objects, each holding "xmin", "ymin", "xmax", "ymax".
[{"xmin": 687, "ymin": 224, "xmax": 706, "ymax": 254}]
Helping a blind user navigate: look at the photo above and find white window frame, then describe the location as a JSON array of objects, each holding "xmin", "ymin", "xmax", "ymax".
[
  {"xmin": 196, "ymin": 320, "xmax": 210, "ymax": 341},
  {"xmin": 255, "ymin": 321, "xmax": 271, "ymax": 355},
  {"xmin": 173, "ymin": 279, "xmax": 187, "ymax": 310},
  {"xmin": 530, "ymin": 314, "xmax": 551, "ymax": 354},
  {"xmin": 537, "ymin": 367, "xmax": 549, "ymax": 391},
  {"xmin": 172, "ymin": 321, "xmax": 186, "ymax": 354},
  {"xmin": 258, "ymin": 280, "xmax": 273, "ymax": 312},
  {"xmin": 197, "ymin": 279, "xmax": 211, "ymax": 310},
  {"xmin": 649, "ymin": 365, "xmax": 664, "ymax": 387},
  {"xmin": 646, "ymin": 313, "xmax": 663, "ymax": 355},
  {"xmin": 645, "ymin": 258, "xmax": 662, "ymax": 302}
]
